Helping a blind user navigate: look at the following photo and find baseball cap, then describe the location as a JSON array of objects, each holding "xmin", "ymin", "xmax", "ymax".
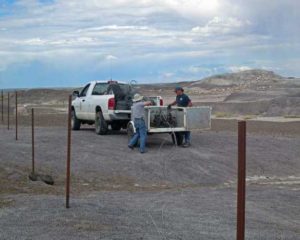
[{"xmin": 174, "ymin": 86, "xmax": 184, "ymax": 92}]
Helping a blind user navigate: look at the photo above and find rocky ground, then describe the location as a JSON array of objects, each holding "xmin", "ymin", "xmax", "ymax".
[{"xmin": 0, "ymin": 122, "xmax": 299, "ymax": 239}]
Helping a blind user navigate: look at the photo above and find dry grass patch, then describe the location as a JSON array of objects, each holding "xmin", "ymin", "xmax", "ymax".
[
  {"xmin": 284, "ymin": 115, "xmax": 300, "ymax": 119},
  {"xmin": 243, "ymin": 115, "xmax": 257, "ymax": 120},
  {"xmin": 214, "ymin": 112, "xmax": 233, "ymax": 118}
]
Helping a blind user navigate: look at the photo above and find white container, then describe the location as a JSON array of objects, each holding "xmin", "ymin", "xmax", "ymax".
[{"xmin": 142, "ymin": 106, "xmax": 211, "ymax": 133}]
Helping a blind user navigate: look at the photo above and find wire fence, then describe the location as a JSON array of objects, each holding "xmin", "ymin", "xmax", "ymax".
[{"xmin": 0, "ymin": 89, "xmax": 299, "ymax": 239}]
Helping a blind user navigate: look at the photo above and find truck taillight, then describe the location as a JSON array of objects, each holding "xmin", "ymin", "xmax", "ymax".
[
  {"xmin": 160, "ymin": 98, "xmax": 163, "ymax": 106},
  {"xmin": 108, "ymin": 98, "xmax": 115, "ymax": 110}
]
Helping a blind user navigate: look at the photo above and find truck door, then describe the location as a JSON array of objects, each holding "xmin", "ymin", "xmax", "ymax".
[
  {"xmin": 76, "ymin": 83, "xmax": 90, "ymax": 120},
  {"xmin": 87, "ymin": 82, "xmax": 108, "ymax": 119}
]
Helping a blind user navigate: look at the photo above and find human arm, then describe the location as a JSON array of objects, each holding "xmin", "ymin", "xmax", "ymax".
[
  {"xmin": 169, "ymin": 100, "xmax": 177, "ymax": 106},
  {"xmin": 185, "ymin": 94, "xmax": 193, "ymax": 107},
  {"xmin": 144, "ymin": 101, "xmax": 153, "ymax": 106},
  {"xmin": 167, "ymin": 100, "xmax": 177, "ymax": 109}
]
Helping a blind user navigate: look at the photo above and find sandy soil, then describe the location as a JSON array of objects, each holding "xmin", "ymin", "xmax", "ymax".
[{"xmin": 0, "ymin": 122, "xmax": 299, "ymax": 239}]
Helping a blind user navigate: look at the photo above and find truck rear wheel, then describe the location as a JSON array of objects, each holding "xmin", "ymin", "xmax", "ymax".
[
  {"xmin": 71, "ymin": 110, "xmax": 81, "ymax": 130},
  {"xmin": 95, "ymin": 111, "xmax": 108, "ymax": 135},
  {"xmin": 171, "ymin": 132, "xmax": 183, "ymax": 146}
]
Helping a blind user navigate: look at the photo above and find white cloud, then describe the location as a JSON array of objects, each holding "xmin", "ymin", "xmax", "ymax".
[
  {"xmin": 192, "ymin": 16, "xmax": 251, "ymax": 36},
  {"xmin": 162, "ymin": 72, "xmax": 174, "ymax": 78},
  {"xmin": 162, "ymin": 0, "xmax": 221, "ymax": 19},
  {"xmin": 228, "ymin": 66, "xmax": 252, "ymax": 73},
  {"xmin": 105, "ymin": 55, "xmax": 118, "ymax": 61},
  {"xmin": 183, "ymin": 65, "xmax": 222, "ymax": 77},
  {"xmin": 186, "ymin": 66, "xmax": 209, "ymax": 74},
  {"xmin": 0, "ymin": 0, "xmax": 299, "ymax": 85},
  {"xmin": 21, "ymin": 38, "xmax": 47, "ymax": 46},
  {"xmin": 77, "ymin": 25, "xmax": 150, "ymax": 32}
]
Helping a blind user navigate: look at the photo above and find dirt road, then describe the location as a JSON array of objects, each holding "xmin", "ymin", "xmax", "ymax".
[{"xmin": 0, "ymin": 124, "xmax": 299, "ymax": 239}]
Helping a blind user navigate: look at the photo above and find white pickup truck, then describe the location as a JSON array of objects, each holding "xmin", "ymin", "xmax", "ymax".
[{"xmin": 71, "ymin": 80, "xmax": 163, "ymax": 135}]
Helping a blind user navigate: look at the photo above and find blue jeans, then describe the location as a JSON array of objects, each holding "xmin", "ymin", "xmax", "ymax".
[
  {"xmin": 184, "ymin": 131, "xmax": 191, "ymax": 144},
  {"xmin": 128, "ymin": 118, "xmax": 147, "ymax": 153}
]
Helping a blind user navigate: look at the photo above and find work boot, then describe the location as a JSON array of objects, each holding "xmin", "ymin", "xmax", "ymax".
[
  {"xmin": 128, "ymin": 145, "xmax": 134, "ymax": 150},
  {"xmin": 182, "ymin": 142, "xmax": 191, "ymax": 148}
]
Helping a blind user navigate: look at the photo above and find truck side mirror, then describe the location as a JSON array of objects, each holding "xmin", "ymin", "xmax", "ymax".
[{"xmin": 73, "ymin": 90, "xmax": 79, "ymax": 97}]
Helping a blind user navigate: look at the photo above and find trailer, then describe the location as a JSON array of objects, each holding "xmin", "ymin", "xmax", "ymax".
[{"xmin": 127, "ymin": 106, "xmax": 211, "ymax": 145}]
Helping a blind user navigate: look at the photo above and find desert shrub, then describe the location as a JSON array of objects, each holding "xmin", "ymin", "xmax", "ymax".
[
  {"xmin": 214, "ymin": 112, "xmax": 232, "ymax": 118},
  {"xmin": 284, "ymin": 115, "xmax": 300, "ymax": 119},
  {"xmin": 243, "ymin": 115, "xmax": 256, "ymax": 120}
]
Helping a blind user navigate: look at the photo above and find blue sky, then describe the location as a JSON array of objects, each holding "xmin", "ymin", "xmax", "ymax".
[{"xmin": 0, "ymin": 0, "xmax": 299, "ymax": 88}]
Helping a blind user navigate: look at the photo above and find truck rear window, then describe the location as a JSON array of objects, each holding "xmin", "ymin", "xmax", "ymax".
[
  {"xmin": 92, "ymin": 83, "xmax": 109, "ymax": 95},
  {"xmin": 92, "ymin": 83, "xmax": 131, "ymax": 95}
]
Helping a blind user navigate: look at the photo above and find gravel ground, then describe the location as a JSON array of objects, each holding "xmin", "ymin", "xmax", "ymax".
[
  {"xmin": 2, "ymin": 112, "xmax": 300, "ymax": 136},
  {"xmin": 0, "ymin": 124, "xmax": 299, "ymax": 239}
]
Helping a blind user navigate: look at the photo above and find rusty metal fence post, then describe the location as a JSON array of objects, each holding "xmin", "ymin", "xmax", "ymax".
[
  {"xmin": 31, "ymin": 108, "xmax": 35, "ymax": 174},
  {"xmin": 7, "ymin": 92, "xmax": 10, "ymax": 130},
  {"xmin": 236, "ymin": 121, "xmax": 247, "ymax": 240},
  {"xmin": 66, "ymin": 95, "xmax": 72, "ymax": 208},
  {"xmin": 1, "ymin": 90, "xmax": 3, "ymax": 123},
  {"xmin": 15, "ymin": 91, "xmax": 18, "ymax": 140}
]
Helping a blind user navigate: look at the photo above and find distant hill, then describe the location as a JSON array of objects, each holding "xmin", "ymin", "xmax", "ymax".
[
  {"xmin": 182, "ymin": 69, "xmax": 300, "ymax": 116},
  {"xmin": 3, "ymin": 69, "xmax": 300, "ymax": 117},
  {"xmin": 189, "ymin": 69, "xmax": 286, "ymax": 89}
]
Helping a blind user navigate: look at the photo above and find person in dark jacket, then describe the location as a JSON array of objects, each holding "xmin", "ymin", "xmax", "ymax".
[{"xmin": 168, "ymin": 86, "xmax": 192, "ymax": 147}]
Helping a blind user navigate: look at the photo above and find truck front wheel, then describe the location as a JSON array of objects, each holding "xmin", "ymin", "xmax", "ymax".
[
  {"xmin": 95, "ymin": 111, "xmax": 108, "ymax": 135},
  {"xmin": 71, "ymin": 110, "xmax": 81, "ymax": 130}
]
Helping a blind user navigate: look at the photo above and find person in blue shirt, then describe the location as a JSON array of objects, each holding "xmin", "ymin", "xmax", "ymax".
[{"xmin": 168, "ymin": 86, "xmax": 193, "ymax": 147}]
